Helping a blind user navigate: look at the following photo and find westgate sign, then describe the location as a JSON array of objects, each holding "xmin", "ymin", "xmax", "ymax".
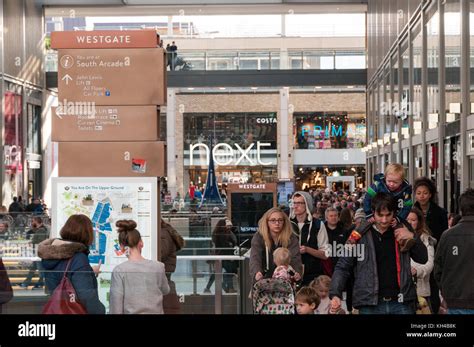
[
  {"xmin": 188, "ymin": 141, "xmax": 274, "ymax": 166},
  {"xmin": 51, "ymin": 30, "xmax": 158, "ymax": 49}
]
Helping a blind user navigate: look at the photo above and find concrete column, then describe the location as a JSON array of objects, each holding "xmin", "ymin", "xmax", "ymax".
[
  {"xmin": 167, "ymin": 16, "xmax": 173, "ymax": 37},
  {"xmin": 0, "ymin": 0, "xmax": 5, "ymax": 205},
  {"xmin": 461, "ymin": 0, "xmax": 470, "ymax": 192},
  {"xmin": 166, "ymin": 89, "xmax": 177, "ymax": 198},
  {"xmin": 281, "ymin": 14, "xmax": 286, "ymax": 38},
  {"xmin": 279, "ymin": 87, "xmax": 291, "ymax": 180},
  {"xmin": 421, "ymin": 6, "xmax": 428, "ymax": 178},
  {"xmin": 437, "ymin": 0, "xmax": 446, "ymax": 207},
  {"xmin": 280, "ymin": 48, "xmax": 289, "ymax": 70}
]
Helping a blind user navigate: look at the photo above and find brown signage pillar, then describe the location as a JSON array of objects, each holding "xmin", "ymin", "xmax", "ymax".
[{"xmin": 52, "ymin": 30, "xmax": 166, "ymax": 262}]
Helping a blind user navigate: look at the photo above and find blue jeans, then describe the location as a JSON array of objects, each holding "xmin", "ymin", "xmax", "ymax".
[
  {"xmin": 359, "ymin": 299, "xmax": 415, "ymax": 314},
  {"xmin": 448, "ymin": 309, "xmax": 474, "ymax": 314},
  {"xmin": 22, "ymin": 261, "xmax": 44, "ymax": 286}
]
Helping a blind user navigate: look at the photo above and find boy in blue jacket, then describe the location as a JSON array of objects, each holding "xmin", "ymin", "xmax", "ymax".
[{"xmin": 362, "ymin": 163, "xmax": 414, "ymax": 251}]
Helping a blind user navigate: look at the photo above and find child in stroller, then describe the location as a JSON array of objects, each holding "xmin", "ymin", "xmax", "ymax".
[{"xmin": 252, "ymin": 248, "xmax": 298, "ymax": 314}]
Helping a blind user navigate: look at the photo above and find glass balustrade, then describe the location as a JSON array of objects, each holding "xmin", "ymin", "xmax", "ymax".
[{"xmin": 45, "ymin": 49, "xmax": 366, "ymax": 72}]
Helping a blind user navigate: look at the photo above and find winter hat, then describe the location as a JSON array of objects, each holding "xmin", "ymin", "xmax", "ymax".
[
  {"xmin": 289, "ymin": 191, "xmax": 313, "ymax": 221},
  {"xmin": 354, "ymin": 208, "xmax": 366, "ymax": 221}
]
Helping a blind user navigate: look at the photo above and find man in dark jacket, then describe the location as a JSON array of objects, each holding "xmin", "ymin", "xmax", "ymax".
[
  {"xmin": 289, "ymin": 191, "xmax": 329, "ymax": 286},
  {"xmin": 20, "ymin": 217, "xmax": 50, "ymax": 288},
  {"xmin": 324, "ymin": 207, "xmax": 350, "ymax": 268},
  {"xmin": 434, "ymin": 189, "xmax": 474, "ymax": 314},
  {"xmin": 330, "ymin": 192, "xmax": 428, "ymax": 314}
]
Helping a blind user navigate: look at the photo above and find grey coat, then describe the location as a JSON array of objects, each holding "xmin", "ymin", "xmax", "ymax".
[
  {"xmin": 329, "ymin": 226, "xmax": 428, "ymax": 308},
  {"xmin": 250, "ymin": 232, "xmax": 302, "ymax": 283}
]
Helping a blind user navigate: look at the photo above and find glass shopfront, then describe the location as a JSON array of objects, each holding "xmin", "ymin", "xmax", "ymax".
[
  {"xmin": 294, "ymin": 166, "xmax": 365, "ymax": 191},
  {"xmin": 293, "ymin": 112, "xmax": 366, "ymax": 149},
  {"xmin": 183, "ymin": 113, "xmax": 278, "ymax": 189}
]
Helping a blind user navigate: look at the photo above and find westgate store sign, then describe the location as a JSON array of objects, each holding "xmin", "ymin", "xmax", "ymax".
[
  {"xmin": 186, "ymin": 141, "xmax": 276, "ymax": 166},
  {"xmin": 51, "ymin": 30, "xmax": 158, "ymax": 49}
]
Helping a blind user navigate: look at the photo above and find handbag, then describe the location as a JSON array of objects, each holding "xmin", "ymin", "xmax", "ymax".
[
  {"xmin": 412, "ymin": 275, "xmax": 431, "ymax": 314},
  {"xmin": 0, "ymin": 259, "xmax": 13, "ymax": 304},
  {"xmin": 416, "ymin": 296, "xmax": 432, "ymax": 314},
  {"xmin": 42, "ymin": 258, "xmax": 87, "ymax": 314}
]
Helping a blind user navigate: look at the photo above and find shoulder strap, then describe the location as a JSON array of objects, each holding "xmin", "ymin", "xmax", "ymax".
[
  {"xmin": 63, "ymin": 258, "xmax": 74, "ymax": 280},
  {"xmin": 355, "ymin": 219, "xmax": 373, "ymax": 237}
]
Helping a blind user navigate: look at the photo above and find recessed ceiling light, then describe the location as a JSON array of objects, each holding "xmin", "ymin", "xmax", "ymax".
[
  {"xmin": 187, "ymin": 87, "xmax": 194, "ymax": 90},
  {"xmin": 347, "ymin": 86, "xmax": 354, "ymax": 88},
  {"xmin": 219, "ymin": 87, "xmax": 226, "ymax": 90},
  {"xmin": 315, "ymin": 86, "xmax": 322, "ymax": 89},
  {"xmin": 251, "ymin": 87, "xmax": 258, "ymax": 90}
]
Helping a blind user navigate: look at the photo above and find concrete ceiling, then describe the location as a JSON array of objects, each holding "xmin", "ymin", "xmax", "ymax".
[
  {"xmin": 40, "ymin": 0, "xmax": 367, "ymax": 5},
  {"xmin": 44, "ymin": 3, "xmax": 367, "ymax": 17}
]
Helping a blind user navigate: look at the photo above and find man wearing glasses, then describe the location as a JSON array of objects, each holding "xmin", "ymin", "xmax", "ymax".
[{"xmin": 289, "ymin": 191, "xmax": 330, "ymax": 286}]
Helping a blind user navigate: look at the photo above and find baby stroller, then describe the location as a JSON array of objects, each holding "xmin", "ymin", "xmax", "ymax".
[{"xmin": 252, "ymin": 278, "xmax": 295, "ymax": 314}]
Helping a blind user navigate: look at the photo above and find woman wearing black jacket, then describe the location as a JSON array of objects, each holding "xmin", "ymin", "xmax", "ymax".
[{"xmin": 413, "ymin": 177, "xmax": 448, "ymax": 314}]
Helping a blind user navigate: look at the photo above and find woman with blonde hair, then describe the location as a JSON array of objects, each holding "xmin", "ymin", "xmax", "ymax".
[{"xmin": 250, "ymin": 207, "xmax": 302, "ymax": 283}]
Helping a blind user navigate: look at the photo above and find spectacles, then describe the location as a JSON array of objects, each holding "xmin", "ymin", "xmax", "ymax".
[
  {"xmin": 292, "ymin": 202, "xmax": 306, "ymax": 206},
  {"xmin": 268, "ymin": 219, "xmax": 285, "ymax": 224}
]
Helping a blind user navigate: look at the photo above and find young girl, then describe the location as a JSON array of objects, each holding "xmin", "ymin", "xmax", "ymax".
[
  {"xmin": 272, "ymin": 247, "xmax": 296, "ymax": 282},
  {"xmin": 110, "ymin": 220, "xmax": 170, "ymax": 314},
  {"xmin": 311, "ymin": 275, "xmax": 345, "ymax": 314},
  {"xmin": 310, "ymin": 275, "xmax": 331, "ymax": 314},
  {"xmin": 295, "ymin": 286, "xmax": 320, "ymax": 315}
]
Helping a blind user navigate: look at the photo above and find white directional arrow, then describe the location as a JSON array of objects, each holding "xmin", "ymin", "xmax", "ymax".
[{"xmin": 62, "ymin": 74, "xmax": 73, "ymax": 85}]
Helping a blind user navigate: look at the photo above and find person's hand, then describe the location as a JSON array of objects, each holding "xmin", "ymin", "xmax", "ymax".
[
  {"xmin": 367, "ymin": 217, "xmax": 375, "ymax": 223},
  {"xmin": 293, "ymin": 272, "xmax": 301, "ymax": 282},
  {"xmin": 394, "ymin": 226, "xmax": 414, "ymax": 242},
  {"xmin": 300, "ymin": 245, "xmax": 307, "ymax": 254},
  {"xmin": 330, "ymin": 296, "xmax": 341, "ymax": 314},
  {"xmin": 411, "ymin": 267, "xmax": 417, "ymax": 276},
  {"xmin": 255, "ymin": 272, "xmax": 263, "ymax": 281},
  {"xmin": 92, "ymin": 259, "xmax": 102, "ymax": 277},
  {"xmin": 390, "ymin": 218, "xmax": 398, "ymax": 228}
]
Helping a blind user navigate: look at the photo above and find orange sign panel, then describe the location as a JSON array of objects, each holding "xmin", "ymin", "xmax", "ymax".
[
  {"xmin": 58, "ymin": 141, "xmax": 166, "ymax": 177},
  {"xmin": 58, "ymin": 48, "xmax": 167, "ymax": 105},
  {"xmin": 51, "ymin": 30, "xmax": 159, "ymax": 49},
  {"xmin": 52, "ymin": 106, "xmax": 159, "ymax": 142}
]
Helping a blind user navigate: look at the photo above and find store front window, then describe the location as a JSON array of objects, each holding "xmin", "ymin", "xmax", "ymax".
[
  {"xmin": 183, "ymin": 113, "xmax": 277, "ymax": 187},
  {"xmin": 294, "ymin": 166, "xmax": 365, "ymax": 191},
  {"xmin": 293, "ymin": 113, "xmax": 365, "ymax": 149},
  {"xmin": 428, "ymin": 143, "xmax": 439, "ymax": 182},
  {"xmin": 414, "ymin": 145, "xmax": 423, "ymax": 178},
  {"xmin": 4, "ymin": 91, "xmax": 24, "ymax": 202}
]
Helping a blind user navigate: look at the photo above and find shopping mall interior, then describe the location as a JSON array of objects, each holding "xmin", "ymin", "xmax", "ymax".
[{"xmin": 0, "ymin": 0, "xmax": 474, "ymax": 325}]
